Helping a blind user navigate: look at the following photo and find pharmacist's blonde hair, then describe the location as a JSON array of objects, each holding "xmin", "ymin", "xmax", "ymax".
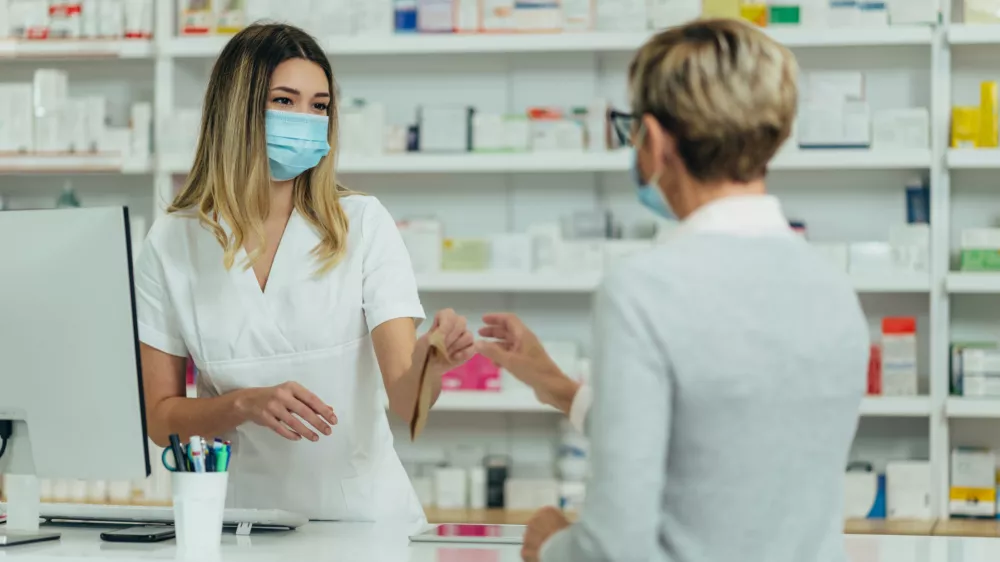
[
  {"xmin": 169, "ymin": 23, "xmax": 352, "ymax": 274},
  {"xmin": 628, "ymin": 18, "xmax": 798, "ymax": 183}
]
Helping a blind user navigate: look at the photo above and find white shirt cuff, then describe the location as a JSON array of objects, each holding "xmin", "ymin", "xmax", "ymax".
[{"xmin": 568, "ymin": 384, "xmax": 593, "ymax": 433}]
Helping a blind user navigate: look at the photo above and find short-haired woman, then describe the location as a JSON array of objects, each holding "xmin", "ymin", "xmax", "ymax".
[
  {"xmin": 135, "ymin": 24, "xmax": 474, "ymax": 524},
  {"xmin": 482, "ymin": 19, "xmax": 869, "ymax": 562}
]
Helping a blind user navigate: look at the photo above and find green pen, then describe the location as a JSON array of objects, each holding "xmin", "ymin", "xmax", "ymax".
[{"xmin": 216, "ymin": 445, "xmax": 229, "ymax": 473}]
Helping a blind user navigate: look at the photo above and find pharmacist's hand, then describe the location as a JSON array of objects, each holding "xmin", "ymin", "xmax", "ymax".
[
  {"xmin": 476, "ymin": 314, "xmax": 578, "ymax": 415},
  {"xmin": 234, "ymin": 382, "xmax": 338, "ymax": 442},
  {"xmin": 521, "ymin": 507, "xmax": 571, "ymax": 562},
  {"xmin": 419, "ymin": 309, "xmax": 476, "ymax": 375}
]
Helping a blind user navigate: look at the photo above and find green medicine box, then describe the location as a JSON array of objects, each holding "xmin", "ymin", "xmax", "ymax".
[
  {"xmin": 960, "ymin": 249, "xmax": 1000, "ymax": 271},
  {"xmin": 768, "ymin": 5, "xmax": 801, "ymax": 25}
]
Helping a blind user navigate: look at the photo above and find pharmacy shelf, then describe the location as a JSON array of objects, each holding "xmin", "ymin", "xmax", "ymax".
[
  {"xmin": 417, "ymin": 272, "xmax": 602, "ymax": 293},
  {"xmin": 946, "ymin": 273, "xmax": 1000, "ymax": 294},
  {"xmin": 0, "ymin": 155, "xmax": 152, "ymax": 174},
  {"xmin": 948, "ymin": 149, "xmax": 1000, "ymax": 169},
  {"xmin": 415, "ymin": 272, "xmax": 928, "ymax": 294},
  {"xmin": 860, "ymin": 396, "xmax": 932, "ymax": 417},
  {"xmin": 164, "ymin": 27, "xmax": 932, "ymax": 59},
  {"xmin": 161, "ymin": 149, "xmax": 931, "ymax": 176},
  {"xmin": 434, "ymin": 391, "xmax": 556, "ymax": 413},
  {"xmin": 948, "ymin": 24, "xmax": 1000, "ymax": 45},
  {"xmin": 0, "ymin": 39, "xmax": 153, "ymax": 59},
  {"xmin": 946, "ymin": 398, "xmax": 1000, "ymax": 419}
]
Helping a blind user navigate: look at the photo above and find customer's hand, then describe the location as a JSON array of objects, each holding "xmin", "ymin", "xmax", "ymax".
[
  {"xmin": 419, "ymin": 308, "xmax": 476, "ymax": 375},
  {"xmin": 521, "ymin": 506, "xmax": 571, "ymax": 562},
  {"xmin": 233, "ymin": 382, "xmax": 338, "ymax": 442},
  {"xmin": 475, "ymin": 313, "xmax": 579, "ymax": 415}
]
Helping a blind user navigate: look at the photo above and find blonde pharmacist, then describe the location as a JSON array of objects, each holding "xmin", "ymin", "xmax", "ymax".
[
  {"xmin": 477, "ymin": 19, "xmax": 870, "ymax": 562},
  {"xmin": 134, "ymin": 24, "xmax": 474, "ymax": 523}
]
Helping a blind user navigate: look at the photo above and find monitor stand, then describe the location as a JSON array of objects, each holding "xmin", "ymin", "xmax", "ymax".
[{"xmin": 0, "ymin": 475, "xmax": 61, "ymax": 547}]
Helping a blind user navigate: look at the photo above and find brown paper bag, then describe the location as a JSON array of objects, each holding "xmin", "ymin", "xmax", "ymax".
[{"xmin": 410, "ymin": 331, "xmax": 449, "ymax": 441}]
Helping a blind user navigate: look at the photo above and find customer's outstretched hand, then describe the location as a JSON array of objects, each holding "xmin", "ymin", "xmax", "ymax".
[{"xmin": 475, "ymin": 313, "xmax": 579, "ymax": 415}]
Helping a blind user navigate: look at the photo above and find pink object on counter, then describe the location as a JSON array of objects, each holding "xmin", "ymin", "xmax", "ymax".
[{"xmin": 442, "ymin": 354, "xmax": 501, "ymax": 392}]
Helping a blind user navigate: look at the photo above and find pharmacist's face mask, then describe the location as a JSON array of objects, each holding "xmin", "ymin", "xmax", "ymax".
[
  {"xmin": 265, "ymin": 109, "xmax": 331, "ymax": 181},
  {"xmin": 631, "ymin": 127, "xmax": 676, "ymax": 220}
]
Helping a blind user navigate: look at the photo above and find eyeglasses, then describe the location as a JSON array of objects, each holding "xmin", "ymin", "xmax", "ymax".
[{"xmin": 609, "ymin": 109, "xmax": 636, "ymax": 147}]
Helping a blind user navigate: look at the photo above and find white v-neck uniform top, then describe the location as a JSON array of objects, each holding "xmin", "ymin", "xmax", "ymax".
[{"xmin": 134, "ymin": 195, "xmax": 427, "ymax": 524}]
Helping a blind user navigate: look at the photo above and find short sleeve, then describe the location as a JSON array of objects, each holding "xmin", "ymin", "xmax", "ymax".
[
  {"xmin": 360, "ymin": 198, "xmax": 426, "ymax": 332},
  {"xmin": 134, "ymin": 240, "xmax": 188, "ymax": 357}
]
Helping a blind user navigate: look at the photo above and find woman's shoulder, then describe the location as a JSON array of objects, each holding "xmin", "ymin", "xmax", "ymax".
[
  {"xmin": 144, "ymin": 211, "xmax": 203, "ymax": 253},
  {"xmin": 338, "ymin": 193, "xmax": 385, "ymax": 219}
]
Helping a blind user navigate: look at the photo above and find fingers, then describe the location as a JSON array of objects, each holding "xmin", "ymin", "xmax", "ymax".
[
  {"xmin": 449, "ymin": 331, "xmax": 475, "ymax": 363},
  {"xmin": 271, "ymin": 405, "xmax": 319, "ymax": 442},
  {"xmin": 285, "ymin": 398, "xmax": 332, "ymax": 437},
  {"xmin": 475, "ymin": 340, "xmax": 512, "ymax": 366},
  {"xmin": 263, "ymin": 415, "xmax": 302, "ymax": 442},
  {"xmin": 433, "ymin": 309, "xmax": 465, "ymax": 349},
  {"xmin": 288, "ymin": 382, "xmax": 338, "ymax": 425},
  {"xmin": 478, "ymin": 325, "xmax": 509, "ymax": 341}
]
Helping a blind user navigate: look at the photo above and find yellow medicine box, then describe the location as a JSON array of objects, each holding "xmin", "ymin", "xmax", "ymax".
[
  {"xmin": 740, "ymin": 4, "xmax": 768, "ymax": 26},
  {"xmin": 441, "ymin": 238, "xmax": 491, "ymax": 271},
  {"xmin": 702, "ymin": 0, "xmax": 741, "ymax": 18},
  {"xmin": 952, "ymin": 107, "xmax": 982, "ymax": 149},
  {"xmin": 980, "ymin": 81, "xmax": 999, "ymax": 148}
]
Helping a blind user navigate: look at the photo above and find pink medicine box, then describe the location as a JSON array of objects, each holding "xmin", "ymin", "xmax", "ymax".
[{"xmin": 442, "ymin": 354, "xmax": 501, "ymax": 392}]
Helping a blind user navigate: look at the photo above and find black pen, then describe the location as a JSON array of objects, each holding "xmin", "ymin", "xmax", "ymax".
[{"xmin": 169, "ymin": 434, "xmax": 188, "ymax": 473}]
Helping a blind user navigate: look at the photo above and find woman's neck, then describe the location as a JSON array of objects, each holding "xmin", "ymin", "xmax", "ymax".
[{"xmin": 270, "ymin": 179, "xmax": 295, "ymax": 219}]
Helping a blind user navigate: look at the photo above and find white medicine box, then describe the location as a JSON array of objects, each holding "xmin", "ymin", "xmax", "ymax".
[
  {"xmin": 886, "ymin": 461, "xmax": 931, "ymax": 520},
  {"xmin": 950, "ymin": 449, "xmax": 997, "ymax": 518}
]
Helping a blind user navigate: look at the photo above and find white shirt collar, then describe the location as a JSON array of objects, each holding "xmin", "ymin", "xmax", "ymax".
[{"xmin": 675, "ymin": 194, "xmax": 792, "ymax": 238}]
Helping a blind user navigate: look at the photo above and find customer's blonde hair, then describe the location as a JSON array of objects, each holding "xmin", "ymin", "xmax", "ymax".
[
  {"xmin": 169, "ymin": 24, "xmax": 352, "ymax": 274},
  {"xmin": 629, "ymin": 18, "xmax": 798, "ymax": 183}
]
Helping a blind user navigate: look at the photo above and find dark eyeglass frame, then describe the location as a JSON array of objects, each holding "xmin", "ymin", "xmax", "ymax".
[{"xmin": 609, "ymin": 109, "xmax": 636, "ymax": 147}]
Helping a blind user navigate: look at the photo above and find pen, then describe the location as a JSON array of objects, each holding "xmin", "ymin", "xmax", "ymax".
[
  {"xmin": 216, "ymin": 444, "xmax": 229, "ymax": 473},
  {"xmin": 189, "ymin": 436, "xmax": 206, "ymax": 473},
  {"xmin": 223, "ymin": 442, "xmax": 232, "ymax": 472},
  {"xmin": 168, "ymin": 434, "xmax": 187, "ymax": 473}
]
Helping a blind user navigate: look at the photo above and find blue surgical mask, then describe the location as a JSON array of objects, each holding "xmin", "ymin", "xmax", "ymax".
[
  {"xmin": 265, "ymin": 109, "xmax": 331, "ymax": 181},
  {"xmin": 631, "ymin": 147, "xmax": 675, "ymax": 220}
]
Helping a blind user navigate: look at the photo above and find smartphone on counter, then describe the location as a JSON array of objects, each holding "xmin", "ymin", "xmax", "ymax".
[{"xmin": 100, "ymin": 526, "xmax": 175, "ymax": 543}]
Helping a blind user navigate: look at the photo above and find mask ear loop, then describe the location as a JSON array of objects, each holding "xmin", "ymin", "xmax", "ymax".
[{"xmin": 634, "ymin": 122, "xmax": 663, "ymax": 187}]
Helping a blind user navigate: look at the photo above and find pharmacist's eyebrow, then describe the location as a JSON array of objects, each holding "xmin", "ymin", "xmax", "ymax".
[{"xmin": 270, "ymin": 86, "xmax": 330, "ymax": 98}]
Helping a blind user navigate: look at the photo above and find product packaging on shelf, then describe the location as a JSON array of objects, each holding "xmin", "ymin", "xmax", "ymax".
[
  {"xmin": 453, "ymin": 0, "xmax": 479, "ymax": 32},
  {"xmin": 394, "ymin": 0, "xmax": 419, "ymax": 32},
  {"xmin": 441, "ymin": 238, "xmax": 490, "ymax": 271},
  {"xmin": 418, "ymin": 0, "xmax": 453, "ymax": 32},
  {"xmin": 354, "ymin": 0, "xmax": 393, "ymax": 35},
  {"xmin": 980, "ymin": 81, "xmax": 999, "ymax": 149},
  {"xmin": 49, "ymin": 1, "xmax": 82, "ymax": 38},
  {"xmin": 857, "ymin": 0, "xmax": 889, "ymax": 27},
  {"xmin": 33, "ymin": 69, "xmax": 70, "ymax": 153},
  {"xmin": 596, "ymin": 0, "xmax": 647, "ymax": 31},
  {"xmin": 178, "ymin": 0, "xmax": 214, "ymax": 35},
  {"xmin": 481, "ymin": 0, "xmax": 515, "ymax": 31},
  {"xmin": 890, "ymin": 223, "xmax": 930, "ymax": 272},
  {"xmin": 701, "ymin": 0, "xmax": 740, "ymax": 18},
  {"xmin": 872, "ymin": 109, "xmax": 930, "ymax": 150},
  {"xmin": 130, "ymin": 101, "xmax": 152, "ymax": 160},
  {"xmin": 950, "ymin": 449, "xmax": 996, "ymax": 518},
  {"xmin": 798, "ymin": 71, "xmax": 871, "ymax": 149},
  {"xmin": 965, "ymin": 0, "xmax": 1000, "ymax": 23},
  {"xmin": 123, "ymin": 0, "xmax": 153, "ymax": 38},
  {"xmin": 561, "ymin": 0, "xmax": 594, "ymax": 31},
  {"xmin": 514, "ymin": 0, "xmax": 562, "ymax": 32},
  {"xmin": 10, "ymin": 0, "xmax": 50, "ymax": 39},
  {"xmin": 881, "ymin": 317, "xmax": 918, "ymax": 397},
  {"xmin": 418, "ymin": 105, "xmax": 473, "ymax": 152},
  {"xmin": 887, "ymin": 0, "xmax": 936, "ymax": 24},
  {"xmin": 739, "ymin": 3, "xmax": 767, "ymax": 26},
  {"xmin": 490, "ymin": 233, "xmax": 533, "ymax": 272},
  {"xmin": 768, "ymin": 3, "xmax": 802, "ymax": 26},
  {"xmin": 398, "ymin": 218, "xmax": 443, "ymax": 273},
  {"xmin": 434, "ymin": 467, "xmax": 469, "ymax": 509},
  {"xmin": 951, "ymin": 107, "xmax": 981, "ymax": 149},
  {"xmin": 886, "ymin": 461, "xmax": 932, "ymax": 520},
  {"xmin": 648, "ymin": 0, "xmax": 700, "ymax": 28},
  {"xmin": 98, "ymin": 0, "xmax": 124, "ymax": 38},
  {"xmin": 442, "ymin": 354, "xmax": 501, "ymax": 391},
  {"xmin": 214, "ymin": 0, "xmax": 245, "ymax": 34}
]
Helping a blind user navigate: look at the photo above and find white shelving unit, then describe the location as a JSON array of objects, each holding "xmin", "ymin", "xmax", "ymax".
[{"xmin": 6, "ymin": 0, "xmax": 997, "ymax": 521}]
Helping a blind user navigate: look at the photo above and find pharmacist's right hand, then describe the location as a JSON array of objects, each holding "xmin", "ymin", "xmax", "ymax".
[{"xmin": 233, "ymin": 382, "xmax": 338, "ymax": 442}]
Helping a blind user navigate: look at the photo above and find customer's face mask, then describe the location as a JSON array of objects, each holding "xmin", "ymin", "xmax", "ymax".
[
  {"xmin": 631, "ymin": 127, "xmax": 676, "ymax": 220},
  {"xmin": 264, "ymin": 109, "xmax": 331, "ymax": 181}
]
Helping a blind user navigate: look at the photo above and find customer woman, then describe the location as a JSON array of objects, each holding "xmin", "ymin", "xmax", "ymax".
[
  {"xmin": 135, "ymin": 24, "xmax": 474, "ymax": 524},
  {"xmin": 477, "ymin": 19, "xmax": 869, "ymax": 562}
]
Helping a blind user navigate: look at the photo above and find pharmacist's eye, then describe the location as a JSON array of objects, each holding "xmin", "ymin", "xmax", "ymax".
[
  {"xmin": 314, "ymin": 103, "xmax": 329, "ymax": 112},
  {"xmin": 272, "ymin": 97, "xmax": 292, "ymax": 106}
]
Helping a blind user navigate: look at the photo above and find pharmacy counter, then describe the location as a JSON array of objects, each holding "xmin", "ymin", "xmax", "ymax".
[{"xmin": 4, "ymin": 523, "xmax": 1000, "ymax": 562}]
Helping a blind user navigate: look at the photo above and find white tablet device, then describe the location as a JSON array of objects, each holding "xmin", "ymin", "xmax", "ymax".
[{"xmin": 409, "ymin": 524, "xmax": 525, "ymax": 545}]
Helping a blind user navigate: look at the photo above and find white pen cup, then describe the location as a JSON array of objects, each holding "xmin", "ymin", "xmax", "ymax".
[{"xmin": 172, "ymin": 472, "xmax": 228, "ymax": 554}]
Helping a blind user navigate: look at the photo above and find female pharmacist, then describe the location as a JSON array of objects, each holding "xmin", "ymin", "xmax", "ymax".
[
  {"xmin": 478, "ymin": 19, "xmax": 870, "ymax": 562},
  {"xmin": 134, "ymin": 24, "xmax": 474, "ymax": 524}
]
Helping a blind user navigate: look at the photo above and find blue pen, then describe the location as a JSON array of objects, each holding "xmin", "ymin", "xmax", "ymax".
[{"xmin": 189, "ymin": 436, "xmax": 206, "ymax": 473}]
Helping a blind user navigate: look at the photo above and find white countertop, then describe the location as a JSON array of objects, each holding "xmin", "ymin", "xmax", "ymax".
[{"xmin": 2, "ymin": 524, "xmax": 1000, "ymax": 562}]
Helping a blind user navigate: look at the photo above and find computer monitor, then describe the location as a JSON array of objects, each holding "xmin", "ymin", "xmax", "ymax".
[{"xmin": 0, "ymin": 207, "xmax": 149, "ymax": 546}]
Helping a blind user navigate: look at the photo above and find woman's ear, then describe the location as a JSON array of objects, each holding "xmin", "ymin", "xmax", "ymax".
[{"xmin": 641, "ymin": 115, "xmax": 677, "ymax": 170}]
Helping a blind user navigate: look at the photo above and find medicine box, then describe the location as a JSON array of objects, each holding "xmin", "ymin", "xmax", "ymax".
[
  {"xmin": 418, "ymin": 105, "xmax": 473, "ymax": 153},
  {"xmin": 490, "ymin": 233, "xmax": 533, "ymax": 272},
  {"xmin": 354, "ymin": 1, "xmax": 393, "ymax": 35},
  {"xmin": 739, "ymin": 3, "xmax": 767, "ymax": 26},
  {"xmin": 596, "ymin": 0, "xmax": 647, "ymax": 31},
  {"xmin": 454, "ymin": 0, "xmax": 480, "ymax": 32},
  {"xmin": 887, "ymin": 0, "xmax": 936, "ymax": 24},
  {"xmin": 505, "ymin": 479, "xmax": 560, "ymax": 511},
  {"xmin": 702, "ymin": 0, "xmax": 740, "ymax": 18},
  {"xmin": 178, "ymin": 0, "xmax": 214, "ymax": 35},
  {"xmin": 881, "ymin": 317, "xmax": 917, "ymax": 397},
  {"xmin": 562, "ymin": 0, "xmax": 594, "ymax": 31},
  {"xmin": 442, "ymin": 354, "xmax": 501, "ymax": 391},
  {"xmin": 951, "ymin": 342, "xmax": 998, "ymax": 396},
  {"xmin": 843, "ymin": 470, "xmax": 885, "ymax": 519},
  {"xmin": 951, "ymin": 449, "xmax": 997, "ymax": 518},
  {"xmin": 418, "ymin": 0, "xmax": 453, "ymax": 32},
  {"xmin": 887, "ymin": 461, "xmax": 932, "ymax": 520},
  {"xmin": 769, "ymin": 4, "xmax": 802, "ymax": 25},
  {"xmin": 481, "ymin": 0, "xmax": 515, "ymax": 31},
  {"xmin": 849, "ymin": 242, "xmax": 894, "ymax": 273},
  {"xmin": 961, "ymin": 228, "xmax": 1000, "ymax": 250},
  {"xmin": 858, "ymin": 1, "xmax": 889, "ymax": 27},
  {"xmin": 961, "ymin": 250, "xmax": 1000, "ymax": 272},
  {"xmin": 966, "ymin": 0, "xmax": 1000, "ymax": 23},
  {"xmin": 441, "ymin": 238, "xmax": 490, "ymax": 271},
  {"xmin": 872, "ymin": 109, "xmax": 929, "ymax": 150},
  {"xmin": 952, "ymin": 107, "xmax": 981, "ymax": 149},
  {"xmin": 514, "ymin": 1, "xmax": 561, "ymax": 32},
  {"xmin": 890, "ymin": 224, "xmax": 930, "ymax": 273},
  {"xmin": 397, "ymin": 219, "xmax": 443, "ymax": 273}
]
